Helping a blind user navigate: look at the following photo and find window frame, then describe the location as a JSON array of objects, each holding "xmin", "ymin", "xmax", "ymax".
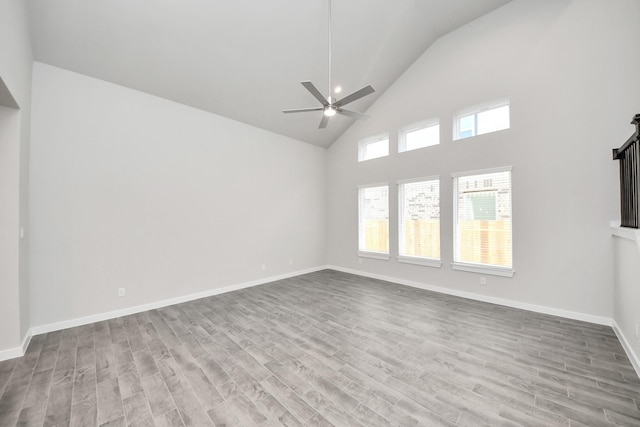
[
  {"xmin": 398, "ymin": 119, "xmax": 440, "ymax": 153},
  {"xmin": 452, "ymin": 166, "xmax": 514, "ymax": 277},
  {"xmin": 397, "ymin": 176, "xmax": 442, "ymax": 268},
  {"xmin": 358, "ymin": 133, "xmax": 390, "ymax": 162},
  {"xmin": 358, "ymin": 183, "xmax": 390, "ymax": 260},
  {"xmin": 453, "ymin": 98, "xmax": 510, "ymax": 141}
]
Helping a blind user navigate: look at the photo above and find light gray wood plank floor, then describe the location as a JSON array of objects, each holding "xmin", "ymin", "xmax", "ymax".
[{"xmin": 1, "ymin": 270, "xmax": 639, "ymax": 426}]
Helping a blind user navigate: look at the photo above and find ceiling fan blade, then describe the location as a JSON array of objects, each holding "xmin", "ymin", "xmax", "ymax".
[
  {"xmin": 301, "ymin": 81, "xmax": 329, "ymax": 106},
  {"xmin": 334, "ymin": 85, "xmax": 375, "ymax": 107},
  {"xmin": 337, "ymin": 109, "xmax": 370, "ymax": 120},
  {"xmin": 282, "ymin": 107, "xmax": 324, "ymax": 114},
  {"xmin": 319, "ymin": 114, "xmax": 329, "ymax": 129}
]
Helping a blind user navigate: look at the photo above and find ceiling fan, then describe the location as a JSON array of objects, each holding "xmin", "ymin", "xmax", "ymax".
[{"xmin": 282, "ymin": 0, "xmax": 375, "ymax": 129}]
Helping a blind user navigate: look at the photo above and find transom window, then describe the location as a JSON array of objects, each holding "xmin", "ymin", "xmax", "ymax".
[
  {"xmin": 399, "ymin": 120, "xmax": 440, "ymax": 153},
  {"xmin": 454, "ymin": 98, "xmax": 510, "ymax": 140},
  {"xmin": 359, "ymin": 134, "xmax": 389, "ymax": 162}
]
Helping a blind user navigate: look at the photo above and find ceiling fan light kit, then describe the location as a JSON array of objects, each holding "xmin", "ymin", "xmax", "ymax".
[{"xmin": 283, "ymin": 0, "xmax": 375, "ymax": 129}]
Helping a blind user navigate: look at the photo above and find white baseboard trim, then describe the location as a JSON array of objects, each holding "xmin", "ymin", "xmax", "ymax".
[
  {"xmin": 612, "ymin": 320, "xmax": 640, "ymax": 379},
  {"xmin": 0, "ymin": 329, "xmax": 33, "ymax": 362},
  {"xmin": 326, "ymin": 265, "xmax": 613, "ymax": 326},
  {"xmin": 21, "ymin": 329, "xmax": 32, "ymax": 354},
  {"xmin": 0, "ymin": 344, "xmax": 24, "ymax": 362},
  {"xmin": 30, "ymin": 266, "xmax": 326, "ymax": 337},
  {"xmin": 3, "ymin": 265, "xmax": 629, "ymax": 369}
]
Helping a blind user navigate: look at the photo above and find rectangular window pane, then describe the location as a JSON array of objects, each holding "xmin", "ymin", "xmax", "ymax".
[
  {"xmin": 360, "ymin": 136, "xmax": 389, "ymax": 161},
  {"xmin": 477, "ymin": 105, "xmax": 510, "ymax": 135},
  {"xmin": 359, "ymin": 185, "xmax": 389, "ymax": 254},
  {"xmin": 458, "ymin": 114, "xmax": 475, "ymax": 139},
  {"xmin": 454, "ymin": 170, "xmax": 512, "ymax": 269},
  {"xmin": 454, "ymin": 99, "xmax": 509, "ymax": 140},
  {"xmin": 402, "ymin": 122, "xmax": 440, "ymax": 152},
  {"xmin": 399, "ymin": 179, "xmax": 440, "ymax": 260}
]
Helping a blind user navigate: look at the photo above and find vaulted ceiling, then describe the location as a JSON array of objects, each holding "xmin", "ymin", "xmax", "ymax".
[{"xmin": 27, "ymin": 0, "xmax": 511, "ymax": 147}]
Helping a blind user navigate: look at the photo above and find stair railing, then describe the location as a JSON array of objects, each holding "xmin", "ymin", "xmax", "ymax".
[{"xmin": 613, "ymin": 114, "xmax": 640, "ymax": 228}]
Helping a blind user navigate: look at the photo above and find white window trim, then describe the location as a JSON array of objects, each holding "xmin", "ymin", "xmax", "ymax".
[
  {"xmin": 452, "ymin": 166, "xmax": 514, "ymax": 277},
  {"xmin": 452, "ymin": 262, "xmax": 514, "ymax": 277},
  {"xmin": 398, "ymin": 256, "xmax": 442, "ymax": 268},
  {"xmin": 453, "ymin": 97, "xmax": 510, "ymax": 141},
  {"xmin": 398, "ymin": 118, "xmax": 439, "ymax": 153},
  {"xmin": 357, "ymin": 182, "xmax": 389, "ymax": 190},
  {"xmin": 358, "ymin": 182, "xmax": 390, "ymax": 257},
  {"xmin": 358, "ymin": 251, "xmax": 391, "ymax": 261},
  {"xmin": 358, "ymin": 133, "xmax": 390, "ymax": 162},
  {"xmin": 451, "ymin": 165, "xmax": 512, "ymax": 178},
  {"xmin": 397, "ymin": 175, "xmax": 439, "ymax": 185}
]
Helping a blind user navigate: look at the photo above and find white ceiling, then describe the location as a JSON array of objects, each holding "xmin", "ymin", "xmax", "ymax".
[{"xmin": 27, "ymin": 0, "xmax": 511, "ymax": 148}]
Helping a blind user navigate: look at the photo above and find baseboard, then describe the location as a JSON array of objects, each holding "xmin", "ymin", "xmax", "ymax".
[
  {"xmin": 30, "ymin": 266, "xmax": 326, "ymax": 337},
  {"xmin": 612, "ymin": 320, "xmax": 640, "ymax": 379},
  {"xmin": 0, "ymin": 329, "xmax": 33, "ymax": 362},
  {"xmin": 4, "ymin": 265, "xmax": 626, "ymax": 367},
  {"xmin": 21, "ymin": 329, "xmax": 32, "ymax": 354},
  {"xmin": 326, "ymin": 265, "xmax": 613, "ymax": 326},
  {"xmin": 0, "ymin": 344, "xmax": 24, "ymax": 362}
]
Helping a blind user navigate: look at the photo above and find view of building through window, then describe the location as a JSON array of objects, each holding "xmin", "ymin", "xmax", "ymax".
[
  {"xmin": 454, "ymin": 169, "xmax": 512, "ymax": 268},
  {"xmin": 399, "ymin": 179, "xmax": 440, "ymax": 260},
  {"xmin": 358, "ymin": 185, "xmax": 389, "ymax": 254}
]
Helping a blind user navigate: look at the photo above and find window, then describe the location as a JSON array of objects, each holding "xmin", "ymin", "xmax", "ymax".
[
  {"xmin": 399, "ymin": 120, "xmax": 439, "ymax": 152},
  {"xmin": 398, "ymin": 177, "xmax": 441, "ymax": 267},
  {"xmin": 454, "ymin": 98, "xmax": 510, "ymax": 140},
  {"xmin": 359, "ymin": 134, "xmax": 389, "ymax": 162},
  {"xmin": 358, "ymin": 184, "xmax": 389, "ymax": 259},
  {"xmin": 453, "ymin": 167, "xmax": 513, "ymax": 276}
]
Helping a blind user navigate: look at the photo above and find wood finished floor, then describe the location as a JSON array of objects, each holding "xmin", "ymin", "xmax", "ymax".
[{"xmin": 1, "ymin": 270, "xmax": 639, "ymax": 427}]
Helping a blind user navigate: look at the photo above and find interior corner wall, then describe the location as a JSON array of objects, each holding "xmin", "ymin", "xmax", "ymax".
[
  {"xmin": 613, "ymin": 237, "xmax": 640, "ymax": 369},
  {"xmin": 29, "ymin": 62, "xmax": 327, "ymax": 329},
  {"xmin": 0, "ymin": 0, "xmax": 33, "ymax": 353},
  {"xmin": 0, "ymin": 106, "xmax": 23, "ymax": 352},
  {"xmin": 326, "ymin": 0, "xmax": 640, "ymax": 318}
]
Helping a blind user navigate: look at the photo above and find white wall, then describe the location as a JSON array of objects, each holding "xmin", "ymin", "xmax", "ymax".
[
  {"xmin": 327, "ymin": 0, "xmax": 640, "ymax": 318},
  {"xmin": 0, "ymin": 106, "xmax": 23, "ymax": 351},
  {"xmin": 0, "ymin": 0, "xmax": 33, "ymax": 353},
  {"xmin": 29, "ymin": 62, "xmax": 326, "ymax": 328},
  {"xmin": 613, "ymin": 236, "xmax": 640, "ymax": 370}
]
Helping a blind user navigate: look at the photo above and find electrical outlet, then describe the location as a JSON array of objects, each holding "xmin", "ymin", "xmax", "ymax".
[
  {"xmin": 480, "ymin": 277, "xmax": 487, "ymax": 285},
  {"xmin": 118, "ymin": 288, "xmax": 126, "ymax": 297},
  {"xmin": 261, "ymin": 264, "xmax": 266, "ymax": 271},
  {"xmin": 288, "ymin": 259, "xmax": 294, "ymax": 265}
]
